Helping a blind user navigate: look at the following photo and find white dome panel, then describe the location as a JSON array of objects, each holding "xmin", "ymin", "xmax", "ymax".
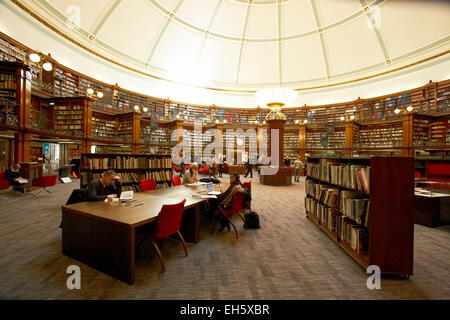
[
  {"xmin": 196, "ymin": 37, "xmax": 241, "ymax": 83},
  {"xmin": 210, "ymin": 0, "xmax": 248, "ymax": 38},
  {"xmin": 238, "ymin": 42, "xmax": 279, "ymax": 85},
  {"xmin": 154, "ymin": 0, "xmax": 184, "ymax": 12},
  {"xmin": 95, "ymin": 0, "xmax": 166, "ymax": 62},
  {"xmin": 177, "ymin": 0, "xmax": 220, "ymax": 30},
  {"xmin": 282, "ymin": 0, "xmax": 317, "ymax": 37},
  {"xmin": 283, "ymin": 35, "xmax": 327, "ymax": 82},
  {"xmin": 150, "ymin": 22, "xmax": 204, "ymax": 73},
  {"xmin": 379, "ymin": 0, "xmax": 450, "ymax": 58},
  {"xmin": 46, "ymin": 0, "xmax": 111, "ymax": 33},
  {"xmin": 325, "ymin": 15, "xmax": 385, "ymax": 76},
  {"xmin": 316, "ymin": 0, "xmax": 362, "ymax": 27},
  {"xmin": 246, "ymin": 4, "xmax": 278, "ymax": 39}
]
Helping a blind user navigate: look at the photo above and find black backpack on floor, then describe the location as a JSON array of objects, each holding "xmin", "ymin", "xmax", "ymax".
[{"xmin": 244, "ymin": 211, "xmax": 260, "ymax": 229}]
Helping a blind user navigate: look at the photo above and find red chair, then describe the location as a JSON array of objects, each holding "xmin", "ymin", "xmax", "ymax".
[
  {"xmin": 172, "ymin": 164, "xmax": 182, "ymax": 173},
  {"xmin": 145, "ymin": 199, "xmax": 187, "ymax": 273},
  {"xmin": 0, "ymin": 173, "xmax": 11, "ymax": 198},
  {"xmin": 243, "ymin": 181, "xmax": 252, "ymax": 193},
  {"xmin": 211, "ymin": 192, "xmax": 246, "ymax": 239},
  {"xmin": 32, "ymin": 175, "xmax": 57, "ymax": 197},
  {"xmin": 171, "ymin": 175, "xmax": 181, "ymax": 187},
  {"xmin": 140, "ymin": 178, "xmax": 157, "ymax": 191},
  {"xmin": 198, "ymin": 166, "xmax": 210, "ymax": 175},
  {"xmin": 185, "ymin": 164, "xmax": 191, "ymax": 171}
]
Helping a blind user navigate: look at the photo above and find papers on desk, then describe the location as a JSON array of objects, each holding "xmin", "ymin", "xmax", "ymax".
[
  {"xmin": 193, "ymin": 194, "xmax": 217, "ymax": 199},
  {"xmin": 415, "ymin": 188, "xmax": 450, "ymax": 198},
  {"xmin": 120, "ymin": 191, "xmax": 134, "ymax": 201},
  {"xmin": 16, "ymin": 178, "xmax": 28, "ymax": 184},
  {"xmin": 186, "ymin": 182, "xmax": 206, "ymax": 186}
]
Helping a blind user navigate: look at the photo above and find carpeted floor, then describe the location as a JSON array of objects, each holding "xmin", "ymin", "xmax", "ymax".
[{"xmin": 0, "ymin": 174, "xmax": 449, "ymax": 300}]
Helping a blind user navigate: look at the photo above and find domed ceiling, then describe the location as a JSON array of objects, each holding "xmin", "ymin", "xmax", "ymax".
[{"xmin": 10, "ymin": 0, "xmax": 450, "ymax": 92}]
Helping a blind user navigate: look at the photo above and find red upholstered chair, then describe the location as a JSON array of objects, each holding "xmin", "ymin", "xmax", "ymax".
[
  {"xmin": 172, "ymin": 164, "xmax": 182, "ymax": 173},
  {"xmin": 198, "ymin": 166, "xmax": 210, "ymax": 175},
  {"xmin": 140, "ymin": 178, "xmax": 157, "ymax": 191},
  {"xmin": 243, "ymin": 181, "xmax": 252, "ymax": 193},
  {"xmin": 0, "ymin": 173, "xmax": 11, "ymax": 198},
  {"xmin": 32, "ymin": 175, "xmax": 57, "ymax": 197},
  {"xmin": 211, "ymin": 192, "xmax": 246, "ymax": 239},
  {"xmin": 147, "ymin": 199, "xmax": 187, "ymax": 273},
  {"xmin": 185, "ymin": 164, "xmax": 191, "ymax": 171},
  {"xmin": 171, "ymin": 175, "xmax": 181, "ymax": 187}
]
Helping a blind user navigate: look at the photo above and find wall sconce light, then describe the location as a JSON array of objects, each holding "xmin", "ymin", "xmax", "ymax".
[
  {"xmin": 303, "ymin": 119, "xmax": 308, "ymax": 124},
  {"xmin": 97, "ymin": 91, "xmax": 103, "ymax": 98},
  {"xmin": 295, "ymin": 120, "xmax": 299, "ymax": 124},
  {"xmin": 340, "ymin": 116, "xmax": 345, "ymax": 121},
  {"xmin": 406, "ymin": 106, "xmax": 413, "ymax": 112},
  {"xmin": 394, "ymin": 108, "xmax": 400, "ymax": 114},
  {"xmin": 87, "ymin": 88, "xmax": 94, "ymax": 95},
  {"xmin": 29, "ymin": 53, "xmax": 40, "ymax": 63},
  {"xmin": 134, "ymin": 105, "xmax": 140, "ymax": 111},
  {"xmin": 42, "ymin": 62, "xmax": 53, "ymax": 72},
  {"xmin": 350, "ymin": 115, "xmax": 355, "ymax": 120},
  {"xmin": 143, "ymin": 107, "xmax": 148, "ymax": 112}
]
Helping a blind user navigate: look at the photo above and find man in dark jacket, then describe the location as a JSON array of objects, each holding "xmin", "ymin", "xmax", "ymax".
[
  {"xmin": 5, "ymin": 163, "xmax": 29, "ymax": 192},
  {"xmin": 87, "ymin": 170, "xmax": 122, "ymax": 201}
]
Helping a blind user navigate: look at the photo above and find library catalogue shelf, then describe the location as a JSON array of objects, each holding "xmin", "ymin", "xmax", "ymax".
[{"xmin": 305, "ymin": 156, "xmax": 414, "ymax": 277}]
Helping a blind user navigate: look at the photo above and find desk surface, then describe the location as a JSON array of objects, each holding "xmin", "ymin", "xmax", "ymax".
[{"xmin": 62, "ymin": 183, "xmax": 227, "ymax": 227}]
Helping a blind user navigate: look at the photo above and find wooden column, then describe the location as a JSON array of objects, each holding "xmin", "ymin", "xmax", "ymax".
[
  {"xmin": 402, "ymin": 113, "xmax": 414, "ymax": 157},
  {"xmin": 14, "ymin": 132, "xmax": 31, "ymax": 163},
  {"xmin": 298, "ymin": 125, "xmax": 306, "ymax": 162},
  {"xmin": 18, "ymin": 66, "xmax": 31, "ymax": 130},
  {"xmin": 345, "ymin": 121, "xmax": 354, "ymax": 157},
  {"xmin": 132, "ymin": 112, "xmax": 140, "ymax": 154}
]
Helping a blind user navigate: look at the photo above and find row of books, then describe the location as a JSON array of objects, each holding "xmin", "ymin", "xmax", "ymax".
[
  {"xmin": 307, "ymin": 160, "xmax": 370, "ymax": 193},
  {"xmin": 341, "ymin": 191, "xmax": 370, "ymax": 226},
  {"xmin": 115, "ymin": 170, "xmax": 171, "ymax": 184},
  {"xmin": 339, "ymin": 217, "xmax": 369, "ymax": 255},
  {"xmin": 305, "ymin": 180, "xmax": 338, "ymax": 208},
  {"xmin": 82, "ymin": 156, "xmax": 172, "ymax": 170}
]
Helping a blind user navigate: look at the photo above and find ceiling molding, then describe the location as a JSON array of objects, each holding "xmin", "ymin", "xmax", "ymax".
[
  {"xmin": 235, "ymin": 3, "xmax": 252, "ymax": 85},
  {"xmin": 278, "ymin": 2, "xmax": 282, "ymax": 85},
  {"xmin": 146, "ymin": 0, "xmax": 185, "ymax": 64},
  {"xmin": 311, "ymin": 0, "xmax": 331, "ymax": 79},
  {"xmin": 360, "ymin": 0, "xmax": 389, "ymax": 61},
  {"xmin": 91, "ymin": 0, "xmax": 122, "ymax": 36}
]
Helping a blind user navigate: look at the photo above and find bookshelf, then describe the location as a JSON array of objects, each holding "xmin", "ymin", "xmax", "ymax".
[
  {"xmin": 0, "ymin": 71, "xmax": 19, "ymax": 127},
  {"xmin": 91, "ymin": 111, "xmax": 117, "ymax": 140},
  {"xmin": 80, "ymin": 153, "xmax": 173, "ymax": 191},
  {"xmin": 305, "ymin": 156, "xmax": 414, "ymax": 276},
  {"xmin": 116, "ymin": 113, "xmax": 134, "ymax": 143},
  {"xmin": 53, "ymin": 104, "xmax": 83, "ymax": 137}
]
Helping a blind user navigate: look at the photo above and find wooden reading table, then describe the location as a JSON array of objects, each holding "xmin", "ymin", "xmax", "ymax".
[{"xmin": 61, "ymin": 183, "xmax": 227, "ymax": 284}]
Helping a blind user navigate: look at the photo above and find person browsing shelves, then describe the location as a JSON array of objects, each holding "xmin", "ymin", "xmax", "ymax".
[
  {"xmin": 182, "ymin": 162, "xmax": 199, "ymax": 184},
  {"xmin": 87, "ymin": 170, "xmax": 122, "ymax": 201}
]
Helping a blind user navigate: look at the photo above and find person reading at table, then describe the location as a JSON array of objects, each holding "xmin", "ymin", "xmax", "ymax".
[
  {"xmin": 182, "ymin": 162, "xmax": 199, "ymax": 184},
  {"xmin": 87, "ymin": 170, "xmax": 122, "ymax": 201},
  {"xmin": 4, "ymin": 163, "xmax": 30, "ymax": 193}
]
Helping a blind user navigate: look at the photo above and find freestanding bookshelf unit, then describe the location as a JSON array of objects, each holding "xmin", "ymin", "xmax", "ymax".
[
  {"xmin": 305, "ymin": 156, "xmax": 414, "ymax": 277},
  {"xmin": 80, "ymin": 153, "xmax": 173, "ymax": 192}
]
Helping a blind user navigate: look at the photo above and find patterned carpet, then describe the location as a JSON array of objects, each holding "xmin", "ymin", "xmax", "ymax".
[{"xmin": 0, "ymin": 174, "xmax": 449, "ymax": 300}]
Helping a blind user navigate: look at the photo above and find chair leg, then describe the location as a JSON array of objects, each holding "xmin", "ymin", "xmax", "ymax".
[
  {"xmin": 222, "ymin": 213, "xmax": 238, "ymax": 240},
  {"xmin": 33, "ymin": 188, "xmax": 44, "ymax": 197},
  {"xmin": 44, "ymin": 188, "xmax": 53, "ymax": 195},
  {"xmin": 149, "ymin": 235, "xmax": 166, "ymax": 273},
  {"xmin": 177, "ymin": 230, "xmax": 188, "ymax": 257}
]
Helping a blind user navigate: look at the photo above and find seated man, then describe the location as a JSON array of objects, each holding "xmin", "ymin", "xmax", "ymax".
[
  {"xmin": 87, "ymin": 170, "xmax": 122, "ymax": 201},
  {"xmin": 182, "ymin": 162, "xmax": 199, "ymax": 184},
  {"xmin": 4, "ymin": 163, "xmax": 30, "ymax": 193}
]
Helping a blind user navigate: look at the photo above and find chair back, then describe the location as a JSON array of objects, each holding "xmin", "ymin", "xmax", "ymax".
[
  {"xmin": 140, "ymin": 178, "xmax": 157, "ymax": 191},
  {"xmin": 230, "ymin": 191, "xmax": 246, "ymax": 214},
  {"xmin": 0, "ymin": 173, "xmax": 10, "ymax": 190},
  {"xmin": 32, "ymin": 175, "xmax": 57, "ymax": 187},
  {"xmin": 155, "ymin": 199, "xmax": 186, "ymax": 239},
  {"xmin": 171, "ymin": 175, "xmax": 181, "ymax": 186},
  {"xmin": 243, "ymin": 181, "xmax": 252, "ymax": 192}
]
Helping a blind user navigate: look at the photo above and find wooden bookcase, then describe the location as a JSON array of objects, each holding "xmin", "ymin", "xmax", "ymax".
[
  {"xmin": 305, "ymin": 156, "xmax": 414, "ymax": 276},
  {"xmin": 80, "ymin": 153, "xmax": 173, "ymax": 191}
]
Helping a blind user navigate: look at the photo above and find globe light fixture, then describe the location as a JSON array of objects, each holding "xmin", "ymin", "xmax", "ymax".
[
  {"xmin": 406, "ymin": 106, "xmax": 413, "ymax": 112},
  {"xmin": 350, "ymin": 115, "xmax": 355, "ymax": 120},
  {"xmin": 340, "ymin": 116, "xmax": 345, "ymax": 121},
  {"xmin": 97, "ymin": 91, "xmax": 104, "ymax": 98},
  {"xmin": 134, "ymin": 105, "xmax": 140, "ymax": 111},
  {"xmin": 43, "ymin": 62, "xmax": 53, "ymax": 71},
  {"xmin": 394, "ymin": 108, "xmax": 400, "ymax": 114},
  {"xmin": 29, "ymin": 53, "xmax": 40, "ymax": 63},
  {"xmin": 255, "ymin": 88, "xmax": 298, "ymax": 120},
  {"xmin": 143, "ymin": 107, "xmax": 148, "ymax": 112},
  {"xmin": 87, "ymin": 88, "xmax": 94, "ymax": 95}
]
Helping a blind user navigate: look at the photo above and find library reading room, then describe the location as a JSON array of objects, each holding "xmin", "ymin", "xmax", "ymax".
[{"xmin": 0, "ymin": 0, "xmax": 449, "ymax": 304}]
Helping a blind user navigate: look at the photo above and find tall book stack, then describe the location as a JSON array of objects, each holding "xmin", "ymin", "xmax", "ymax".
[
  {"xmin": 80, "ymin": 153, "xmax": 173, "ymax": 190},
  {"xmin": 304, "ymin": 156, "xmax": 414, "ymax": 276}
]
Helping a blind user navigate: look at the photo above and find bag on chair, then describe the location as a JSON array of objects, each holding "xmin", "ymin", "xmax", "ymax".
[{"xmin": 244, "ymin": 211, "xmax": 260, "ymax": 229}]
